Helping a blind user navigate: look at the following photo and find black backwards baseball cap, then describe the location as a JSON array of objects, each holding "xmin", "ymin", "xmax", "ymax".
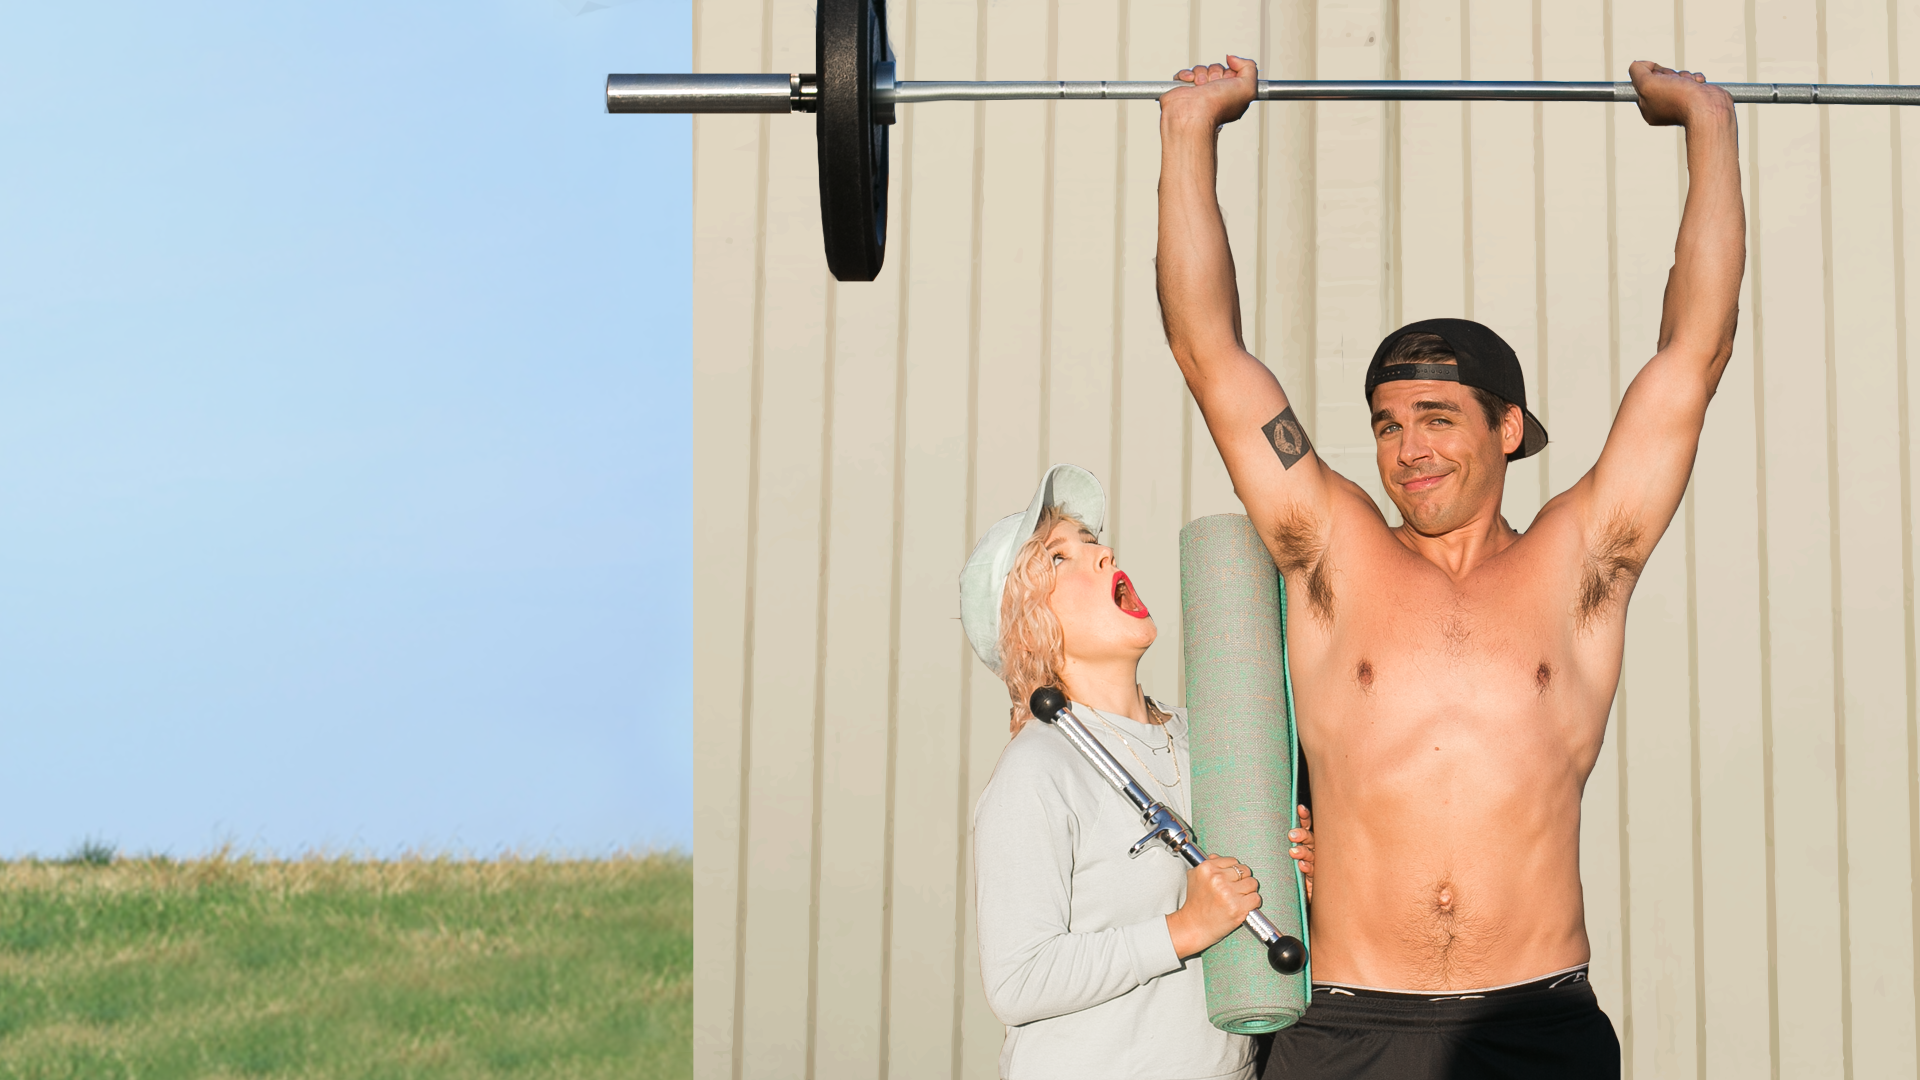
[{"xmin": 1364, "ymin": 318, "xmax": 1549, "ymax": 461}]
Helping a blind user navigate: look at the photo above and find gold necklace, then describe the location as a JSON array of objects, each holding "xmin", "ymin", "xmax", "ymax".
[{"xmin": 1086, "ymin": 705, "xmax": 1180, "ymax": 788}]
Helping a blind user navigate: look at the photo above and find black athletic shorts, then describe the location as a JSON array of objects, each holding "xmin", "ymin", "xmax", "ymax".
[{"xmin": 1260, "ymin": 966, "xmax": 1620, "ymax": 1079}]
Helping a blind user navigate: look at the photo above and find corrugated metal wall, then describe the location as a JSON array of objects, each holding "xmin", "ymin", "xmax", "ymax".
[{"xmin": 687, "ymin": 1, "xmax": 1920, "ymax": 1076}]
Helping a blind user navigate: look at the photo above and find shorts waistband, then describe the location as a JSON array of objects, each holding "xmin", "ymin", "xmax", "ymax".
[
  {"xmin": 1312, "ymin": 963, "xmax": 1590, "ymax": 1002},
  {"xmin": 1299, "ymin": 966, "xmax": 1599, "ymax": 1031}
]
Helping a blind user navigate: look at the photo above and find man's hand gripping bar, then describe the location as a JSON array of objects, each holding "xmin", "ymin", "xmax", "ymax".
[{"xmin": 1028, "ymin": 687, "xmax": 1307, "ymax": 975}]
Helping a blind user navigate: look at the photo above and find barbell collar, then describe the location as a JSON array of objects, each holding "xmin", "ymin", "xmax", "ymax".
[
  {"xmin": 610, "ymin": 75, "xmax": 1920, "ymax": 112},
  {"xmin": 872, "ymin": 62, "xmax": 897, "ymax": 124}
]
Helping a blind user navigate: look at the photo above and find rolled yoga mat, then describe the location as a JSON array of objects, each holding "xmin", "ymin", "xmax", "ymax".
[{"xmin": 1180, "ymin": 513, "xmax": 1310, "ymax": 1034}]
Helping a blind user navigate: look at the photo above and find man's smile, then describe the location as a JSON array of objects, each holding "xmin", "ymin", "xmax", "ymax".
[{"xmin": 1399, "ymin": 471, "xmax": 1452, "ymax": 494}]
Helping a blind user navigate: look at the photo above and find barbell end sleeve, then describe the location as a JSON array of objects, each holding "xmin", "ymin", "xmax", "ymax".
[
  {"xmin": 1029, "ymin": 686, "xmax": 1068, "ymax": 722},
  {"xmin": 1268, "ymin": 935, "xmax": 1308, "ymax": 976},
  {"xmin": 605, "ymin": 73, "xmax": 798, "ymax": 114}
]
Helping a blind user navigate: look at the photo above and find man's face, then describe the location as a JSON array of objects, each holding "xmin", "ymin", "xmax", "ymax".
[
  {"xmin": 1370, "ymin": 378, "xmax": 1521, "ymax": 536},
  {"xmin": 1042, "ymin": 519, "xmax": 1157, "ymax": 664}
]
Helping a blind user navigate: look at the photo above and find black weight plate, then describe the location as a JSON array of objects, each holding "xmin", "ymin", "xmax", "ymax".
[{"xmin": 816, "ymin": 0, "xmax": 890, "ymax": 281}]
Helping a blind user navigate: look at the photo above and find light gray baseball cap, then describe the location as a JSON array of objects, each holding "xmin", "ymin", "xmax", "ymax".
[{"xmin": 959, "ymin": 463, "xmax": 1108, "ymax": 674}]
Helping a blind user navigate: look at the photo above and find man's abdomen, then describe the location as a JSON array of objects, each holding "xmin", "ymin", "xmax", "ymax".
[{"xmin": 1295, "ymin": 671, "xmax": 1602, "ymax": 991}]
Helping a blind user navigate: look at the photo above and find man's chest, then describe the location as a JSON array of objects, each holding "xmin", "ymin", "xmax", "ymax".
[
  {"xmin": 1282, "ymin": 548, "xmax": 1623, "ymax": 756},
  {"xmin": 1303, "ymin": 546, "xmax": 1568, "ymax": 654}
]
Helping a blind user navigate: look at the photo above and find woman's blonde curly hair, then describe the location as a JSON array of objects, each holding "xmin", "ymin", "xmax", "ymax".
[
  {"xmin": 997, "ymin": 506, "xmax": 1170, "ymax": 734},
  {"xmin": 997, "ymin": 506, "xmax": 1075, "ymax": 734}
]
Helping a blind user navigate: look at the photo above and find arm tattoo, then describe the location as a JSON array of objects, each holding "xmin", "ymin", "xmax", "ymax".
[{"xmin": 1262, "ymin": 406, "xmax": 1314, "ymax": 470}]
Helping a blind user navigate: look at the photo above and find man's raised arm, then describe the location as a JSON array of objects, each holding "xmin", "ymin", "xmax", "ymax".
[
  {"xmin": 1158, "ymin": 57, "xmax": 1334, "ymax": 532},
  {"xmin": 1571, "ymin": 62, "xmax": 1745, "ymax": 560}
]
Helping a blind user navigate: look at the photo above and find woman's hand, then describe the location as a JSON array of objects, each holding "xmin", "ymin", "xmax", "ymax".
[
  {"xmin": 1166, "ymin": 855, "xmax": 1261, "ymax": 959},
  {"xmin": 1289, "ymin": 805, "xmax": 1315, "ymax": 901}
]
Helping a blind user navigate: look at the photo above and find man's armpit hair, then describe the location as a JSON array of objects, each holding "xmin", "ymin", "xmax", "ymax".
[
  {"xmin": 1576, "ymin": 511, "xmax": 1648, "ymax": 629},
  {"xmin": 1262, "ymin": 406, "xmax": 1315, "ymax": 470},
  {"xmin": 1268, "ymin": 508, "xmax": 1334, "ymax": 624}
]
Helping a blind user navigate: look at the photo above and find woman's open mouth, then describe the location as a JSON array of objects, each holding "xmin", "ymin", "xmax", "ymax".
[{"xmin": 1111, "ymin": 571, "xmax": 1150, "ymax": 619}]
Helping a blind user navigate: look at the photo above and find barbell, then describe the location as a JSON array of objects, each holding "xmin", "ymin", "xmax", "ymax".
[{"xmin": 610, "ymin": 0, "xmax": 1920, "ymax": 282}]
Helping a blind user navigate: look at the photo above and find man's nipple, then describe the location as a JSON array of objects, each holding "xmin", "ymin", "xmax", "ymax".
[{"xmin": 1356, "ymin": 659, "xmax": 1375, "ymax": 691}]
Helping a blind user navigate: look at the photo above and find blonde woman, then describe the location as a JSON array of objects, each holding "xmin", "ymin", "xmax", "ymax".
[{"xmin": 963, "ymin": 464, "xmax": 1312, "ymax": 1080}]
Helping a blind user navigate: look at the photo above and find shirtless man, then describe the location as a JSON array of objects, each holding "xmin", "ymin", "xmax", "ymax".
[{"xmin": 1157, "ymin": 58, "xmax": 1742, "ymax": 1077}]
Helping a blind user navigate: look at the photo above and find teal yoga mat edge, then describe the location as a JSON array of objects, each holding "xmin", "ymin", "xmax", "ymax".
[{"xmin": 1279, "ymin": 538, "xmax": 1312, "ymax": 991}]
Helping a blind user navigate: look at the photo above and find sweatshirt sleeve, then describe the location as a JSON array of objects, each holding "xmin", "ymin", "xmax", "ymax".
[{"xmin": 972, "ymin": 747, "xmax": 1185, "ymax": 1027}]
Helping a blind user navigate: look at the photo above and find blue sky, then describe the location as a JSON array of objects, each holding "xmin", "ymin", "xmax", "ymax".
[{"xmin": 0, "ymin": 1, "xmax": 692, "ymax": 856}]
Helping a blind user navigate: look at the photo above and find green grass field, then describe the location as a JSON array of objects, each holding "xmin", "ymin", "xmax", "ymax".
[{"xmin": 0, "ymin": 852, "xmax": 691, "ymax": 1080}]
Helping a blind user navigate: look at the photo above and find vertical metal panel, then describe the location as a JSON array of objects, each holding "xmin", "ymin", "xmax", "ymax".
[
  {"xmin": 689, "ymin": 0, "xmax": 767, "ymax": 1074},
  {"xmin": 973, "ymin": 0, "xmax": 1049, "ymax": 527},
  {"xmin": 1685, "ymin": 3, "xmax": 1780, "ymax": 1074},
  {"xmin": 960, "ymin": 665, "xmax": 1010, "ymax": 1080},
  {"xmin": 1689, "ymin": 256, "xmax": 1776, "ymax": 1078},
  {"xmin": 1608, "ymin": 6, "xmax": 1705, "ymax": 1075},
  {"xmin": 1466, "ymin": 0, "xmax": 1545, "ymax": 528},
  {"xmin": 1827, "ymin": 2, "xmax": 1919, "ymax": 1075},
  {"xmin": 1896, "ymin": 9, "xmax": 1920, "ymax": 1074},
  {"xmin": 956, "ymin": 7, "xmax": 1055, "ymax": 1071},
  {"xmin": 1113, "ymin": 0, "xmax": 1193, "ymax": 712},
  {"xmin": 1397, "ymin": 1, "xmax": 1468, "ymax": 329},
  {"xmin": 688, "ymin": 3, "xmax": 1920, "ymax": 1077},
  {"xmin": 1538, "ymin": 0, "xmax": 1632, "ymax": 1036},
  {"xmin": 1618, "ymin": 474, "xmax": 1702, "ymax": 1079},
  {"xmin": 1047, "ymin": 0, "xmax": 1124, "ymax": 485},
  {"xmin": 1260, "ymin": 2, "xmax": 1320, "ymax": 437},
  {"xmin": 1753, "ymin": 0, "xmax": 1852, "ymax": 1075},
  {"xmin": 735, "ymin": 1, "xmax": 833, "ymax": 1071},
  {"xmin": 1311, "ymin": 0, "xmax": 1390, "ymax": 514},
  {"xmin": 809, "ymin": 186, "xmax": 908, "ymax": 1080},
  {"xmin": 954, "ymin": 7, "xmax": 1134, "ymax": 1068},
  {"xmin": 880, "ymin": 3, "xmax": 980, "ymax": 1078},
  {"xmin": 1189, "ymin": 0, "xmax": 1267, "ymax": 523}
]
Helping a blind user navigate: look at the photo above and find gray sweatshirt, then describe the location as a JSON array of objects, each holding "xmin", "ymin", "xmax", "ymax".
[{"xmin": 972, "ymin": 701, "xmax": 1255, "ymax": 1080}]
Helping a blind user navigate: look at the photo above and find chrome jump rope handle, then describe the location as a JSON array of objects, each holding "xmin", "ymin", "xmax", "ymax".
[{"xmin": 1029, "ymin": 686, "xmax": 1307, "ymax": 976}]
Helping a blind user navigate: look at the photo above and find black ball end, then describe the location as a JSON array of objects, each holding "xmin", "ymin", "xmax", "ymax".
[
  {"xmin": 1029, "ymin": 686, "xmax": 1068, "ymax": 723},
  {"xmin": 1268, "ymin": 936, "xmax": 1307, "ymax": 976}
]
